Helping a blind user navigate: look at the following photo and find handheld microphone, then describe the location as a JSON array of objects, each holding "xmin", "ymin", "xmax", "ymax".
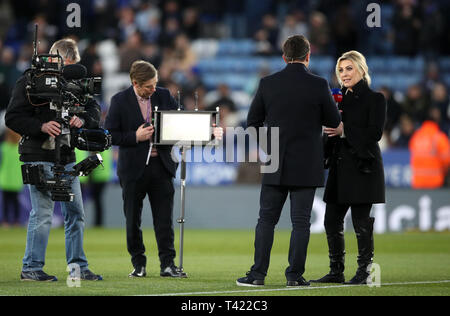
[
  {"xmin": 62, "ymin": 64, "xmax": 87, "ymax": 80},
  {"xmin": 331, "ymin": 88, "xmax": 343, "ymax": 104}
]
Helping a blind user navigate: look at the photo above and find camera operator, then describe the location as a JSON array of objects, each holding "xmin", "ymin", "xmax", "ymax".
[{"xmin": 5, "ymin": 38, "xmax": 102, "ymax": 282}]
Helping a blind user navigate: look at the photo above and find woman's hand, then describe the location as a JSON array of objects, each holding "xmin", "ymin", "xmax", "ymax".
[{"xmin": 324, "ymin": 122, "xmax": 344, "ymax": 137}]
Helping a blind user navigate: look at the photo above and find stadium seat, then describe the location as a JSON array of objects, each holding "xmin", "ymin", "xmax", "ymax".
[
  {"xmin": 443, "ymin": 74, "xmax": 450, "ymax": 88},
  {"xmin": 367, "ymin": 57, "xmax": 386, "ymax": 72},
  {"xmin": 217, "ymin": 40, "xmax": 256, "ymax": 56},
  {"xmin": 202, "ymin": 73, "xmax": 252, "ymax": 91},
  {"xmin": 103, "ymin": 73, "xmax": 133, "ymax": 108},
  {"xmin": 192, "ymin": 39, "xmax": 219, "ymax": 59},
  {"xmin": 193, "ymin": 38, "xmax": 448, "ymax": 97},
  {"xmin": 439, "ymin": 57, "xmax": 450, "ymax": 71}
]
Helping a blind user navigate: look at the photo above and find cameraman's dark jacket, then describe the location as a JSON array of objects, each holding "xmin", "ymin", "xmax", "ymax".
[{"xmin": 5, "ymin": 71, "xmax": 101, "ymax": 164}]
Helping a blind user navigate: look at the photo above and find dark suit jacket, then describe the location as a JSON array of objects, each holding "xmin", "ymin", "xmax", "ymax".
[
  {"xmin": 247, "ymin": 63, "xmax": 341, "ymax": 187},
  {"xmin": 105, "ymin": 86, "xmax": 179, "ymax": 184},
  {"xmin": 323, "ymin": 80, "xmax": 386, "ymax": 204}
]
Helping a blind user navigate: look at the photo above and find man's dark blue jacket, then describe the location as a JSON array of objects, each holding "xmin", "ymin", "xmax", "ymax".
[
  {"xmin": 247, "ymin": 63, "xmax": 341, "ymax": 187},
  {"xmin": 105, "ymin": 86, "xmax": 179, "ymax": 184}
]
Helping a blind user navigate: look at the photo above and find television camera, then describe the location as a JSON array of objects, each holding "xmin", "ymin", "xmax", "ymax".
[{"xmin": 22, "ymin": 25, "xmax": 112, "ymax": 202}]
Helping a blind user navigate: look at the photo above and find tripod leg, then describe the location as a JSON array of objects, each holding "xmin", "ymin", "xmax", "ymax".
[{"xmin": 176, "ymin": 148, "xmax": 188, "ymax": 278}]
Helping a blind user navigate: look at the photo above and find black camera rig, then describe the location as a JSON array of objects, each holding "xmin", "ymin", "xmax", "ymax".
[
  {"xmin": 22, "ymin": 25, "xmax": 112, "ymax": 202},
  {"xmin": 22, "ymin": 154, "xmax": 104, "ymax": 202}
]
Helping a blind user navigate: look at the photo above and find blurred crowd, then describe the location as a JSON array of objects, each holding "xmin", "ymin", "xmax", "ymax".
[
  {"xmin": 1, "ymin": 0, "xmax": 450, "ymax": 225},
  {"xmin": 0, "ymin": 0, "xmax": 449, "ymax": 135}
]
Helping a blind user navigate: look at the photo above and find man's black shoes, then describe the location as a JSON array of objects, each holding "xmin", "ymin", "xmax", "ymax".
[
  {"xmin": 286, "ymin": 276, "xmax": 310, "ymax": 287},
  {"xmin": 161, "ymin": 265, "xmax": 187, "ymax": 278},
  {"xmin": 129, "ymin": 265, "xmax": 187, "ymax": 278},
  {"xmin": 79, "ymin": 269, "xmax": 103, "ymax": 281},
  {"xmin": 21, "ymin": 269, "xmax": 102, "ymax": 281},
  {"xmin": 20, "ymin": 270, "xmax": 57, "ymax": 282},
  {"xmin": 67, "ymin": 268, "xmax": 103, "ymax": 281},
  {"xmin": 236, "ymin": 272, "xmax": 312, "ymax": 287},
  {"xmin": 129, "ymin": 266, "xmax": 147, "ymax": 278},
  {"xmin": 236, "ymin": 272, "xmax": 264, "ymax": 287}
]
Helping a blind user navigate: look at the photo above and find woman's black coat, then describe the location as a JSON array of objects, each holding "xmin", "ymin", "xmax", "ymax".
[{"xmin": 323, "ymin": 80, "xmax": 387, "ymax": 205}]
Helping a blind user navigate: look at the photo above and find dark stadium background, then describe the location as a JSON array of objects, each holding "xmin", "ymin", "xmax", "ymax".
[{"xmin": 0, "ymin": 0, "xmax": 449, "ymax": 232}]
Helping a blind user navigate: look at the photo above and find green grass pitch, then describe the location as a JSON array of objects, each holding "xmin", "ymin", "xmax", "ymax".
[{"xmin": 0, "ymin": 228, "xmax": 449, "ymax": 296}]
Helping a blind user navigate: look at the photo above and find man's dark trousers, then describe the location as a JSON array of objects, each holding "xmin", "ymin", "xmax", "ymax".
[
  {"xmin": 121, "ymin": 156, "xmax": 176, "ymax": 269},
  {"xmin": 250, "ymin": 185, "xmax": 316, "ymax": 281}
]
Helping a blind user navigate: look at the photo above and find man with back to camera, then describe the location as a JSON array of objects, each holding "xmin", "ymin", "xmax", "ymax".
[
  {"xmin": 105, "ymin": 60, "xmax": 223, "ymax": 278},
  {"xmin": 5, "ymin": 38, "xmax": 103, "ymax": 282},
  {"xmin": 236, "ymin": 35, "xmax": 341, "ymax": 287}
]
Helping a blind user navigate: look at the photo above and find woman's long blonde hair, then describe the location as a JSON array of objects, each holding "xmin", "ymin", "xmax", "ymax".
[{"xmin": 335, "ymin": 50, "xmax": 371, "ymax": 87}]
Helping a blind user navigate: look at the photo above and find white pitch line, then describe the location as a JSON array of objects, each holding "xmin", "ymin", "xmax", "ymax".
[{"xmin": 143, "ymin": 280, "xmax": 450, "ymax": 296}]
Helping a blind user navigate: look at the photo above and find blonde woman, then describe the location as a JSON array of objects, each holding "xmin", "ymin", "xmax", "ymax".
[{"xmin": 312, "ymin": 51, "xmax": 386, "ymax": 285}]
